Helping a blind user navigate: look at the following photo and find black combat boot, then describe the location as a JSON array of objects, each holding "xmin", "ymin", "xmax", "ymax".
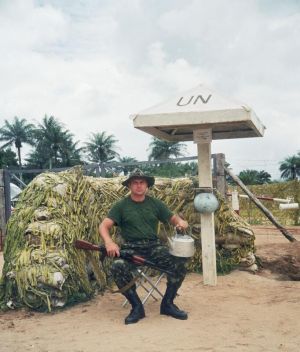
[
  {"xmin": 123, "ymin": 289, "xmax": 145, "ymax": 325},
  {"xmin": 160, "ymin": 284, "xmax": 188, "ymax": 320}
]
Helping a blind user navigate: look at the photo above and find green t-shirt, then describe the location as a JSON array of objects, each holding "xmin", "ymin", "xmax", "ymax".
[{"xmin": 108, "ymin": 195, "xmax": 173, "ymax": 242}]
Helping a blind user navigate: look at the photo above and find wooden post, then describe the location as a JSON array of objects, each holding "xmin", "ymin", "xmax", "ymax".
[
  {"xmin": 214, "ymin": 153, "xmax": 227, "ymax": 198},
  {"xmin": 0, "ymin": 169, "xmax": 11, "ymax": 249},
  {"xmin": 0, "ymin": 170, "xmax": 4, "ymax": 250},
  {"xmin": 231, "ymin": 189, "xmax": 240, "ymax": 214},
  {"xmin": 195, "ymin": 129, "xmax": 217, "ymax": 286}
]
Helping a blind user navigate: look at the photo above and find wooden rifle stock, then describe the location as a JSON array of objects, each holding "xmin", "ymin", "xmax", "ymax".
[
  {"xmin": 74, "ymin": 239, "xmax": 102, "ymax": 252},
  {"xmin": 74, "ymin": 239, "xmax": 173, "ymax": 276}
]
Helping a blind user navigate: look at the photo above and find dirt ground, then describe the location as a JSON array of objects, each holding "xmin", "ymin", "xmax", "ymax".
[{"xmin": 1, "ymin": 226, "xmax": 300, "ymax": 352}]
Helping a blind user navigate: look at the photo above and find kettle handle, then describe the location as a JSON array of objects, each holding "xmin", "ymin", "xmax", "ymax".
[
  {"xmin": 175, "ymin": 212, "xmax": 187, "ymax": 235},
  {"xmin": 174, "ymin": 227, "xmax": 192, "ymax": 236},
  {"xmin": 174, "ymin": 212, "xmax": 193, "ymax": 237}
]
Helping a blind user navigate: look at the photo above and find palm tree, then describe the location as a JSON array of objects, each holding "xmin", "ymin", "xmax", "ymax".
[
  {"xmin": 118, "ymin": 156, "xmax": 138, "ymax": 175},
  {"xmin": 26, "ymin": 138, "xmax": 83, "ymax": 169},
  {"xmin": 34, "ymin": 115, "xmax": 78, "ymax": 169},
  {"xmin": 84, "ymin": 132, "xmax": 119, "ymax": 176},
  {"xmin": 256, "ymin": 170, "xmax": 272, "ymax": 184},
  {"xmin": 0, "ymin": 148, "xmax": 18, "ymax": 168},
  {"xmin": 59, "ymin": 140, "xmax": 83, "ymax": 167},
  {"xmin": 148, "ymin": 138, "xmax": 186, "ymax": 161},
  {"xmin": 0, "ymin": 117, "xmax": 35, "ymax": 168},
  {"xmin": 279, "ymin": 155, "xmax": 300, "ymax": 180},
  {"xmin": 25, "ymin": 143, "xmax": 50, "ymax": 169},
  {"xmin": 239, "ymin": 169, "xmax": 271, "ymax": 185}
]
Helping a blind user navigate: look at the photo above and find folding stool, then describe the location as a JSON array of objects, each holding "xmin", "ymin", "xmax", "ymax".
[{"xmin": 122, "ymin": 267, "xmax": 165, "ymax": 307}]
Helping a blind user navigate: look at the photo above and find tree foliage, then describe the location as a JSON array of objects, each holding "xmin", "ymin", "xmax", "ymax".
[
  {"xmin": 238, "ymin": 169, "xmax": 272, "ymax": 185},
  {"xmin": 141, "ymin": 162, "xmax": 198, "ymax": 178},
  {"xmin": 0, "ymin": 117, "xmax": 35, "ymax": 168},
  {"xmin": 2, "ymin": 115, "xmax": 299, "ymax": 186},
  {"xmin": 117, "ymin": 156, "xmax": 138, "ymax": 175},
  {"xmin": 84, "ymin": 132, "xmax": 119, "ymax": 163},
  {"xmin": 279, "ymin": 154, "xmax": 300, "ymax": 180},
  {"xmin": 29, "ymin": 115, "xmax": 82, "ymax": 169},
  {"xmin": 148, "ymin": 138, "xmax": 187, "ymax": 161},
  {"xmin": 0, "ymin": 148, "xmax": 18, "ymax": 168}
]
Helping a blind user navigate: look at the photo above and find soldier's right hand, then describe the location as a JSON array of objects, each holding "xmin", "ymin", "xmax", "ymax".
[{"xmin": 105, "ymin": 241, "xmax": 120, "ymax": 257}]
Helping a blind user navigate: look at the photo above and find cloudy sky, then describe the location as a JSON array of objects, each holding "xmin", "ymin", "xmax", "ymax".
[{"xmin": 0, "ymin": 0, "xmax": 299, "ymax": 179}]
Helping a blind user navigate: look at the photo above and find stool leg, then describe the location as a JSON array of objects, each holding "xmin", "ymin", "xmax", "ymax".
[{"xmin": 141, "ymin": 272, "xmax": 165, "ymax": 305}]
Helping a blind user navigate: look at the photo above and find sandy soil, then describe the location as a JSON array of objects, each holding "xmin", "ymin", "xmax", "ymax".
[{"xmin": 1, "ymin": 226, "xmax": 300, "ymax": 352}]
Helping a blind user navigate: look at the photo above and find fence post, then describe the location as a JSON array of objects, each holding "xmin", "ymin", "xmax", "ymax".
[
  {"xmin": 214, "ymin": 153, "xmax": 226, "ymax": 198},
  {"xmin": 231, "ymin": 189, "xmax": 240, "ymax": 214},
  {"xmin": 0, "ymin": 169, "xmax": 11, "ymax": 250}
]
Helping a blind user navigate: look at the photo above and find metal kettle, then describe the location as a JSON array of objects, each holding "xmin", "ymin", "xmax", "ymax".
[{"xmin": 168, "ymin": 229, "xmax": 195, "ymax": 258}]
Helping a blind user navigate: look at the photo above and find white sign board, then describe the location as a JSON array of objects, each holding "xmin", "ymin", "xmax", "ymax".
[{"xmin": 193, "ymin": 128, "xmax": 212, "ymax": 144}]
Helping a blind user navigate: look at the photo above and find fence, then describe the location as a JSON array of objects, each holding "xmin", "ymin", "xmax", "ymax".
[{"xmin": 228, "ymin": 180, "xmax": 300, "ymax": 226}]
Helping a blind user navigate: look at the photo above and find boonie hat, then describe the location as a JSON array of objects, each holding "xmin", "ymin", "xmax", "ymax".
[{"xmin": 122, "ymin": 168, "xmax": 155, "ymax": 188}]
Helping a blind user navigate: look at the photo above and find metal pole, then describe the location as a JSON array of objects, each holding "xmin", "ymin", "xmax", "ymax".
[{"xmin": 10, "ymin": 173, "xmax": 27, "ymax": 188}]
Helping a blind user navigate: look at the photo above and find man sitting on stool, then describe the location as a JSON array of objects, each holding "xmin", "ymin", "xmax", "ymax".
[{"xmin": 99, "ymin": 169, "xmax": 189, "ymax": 324}]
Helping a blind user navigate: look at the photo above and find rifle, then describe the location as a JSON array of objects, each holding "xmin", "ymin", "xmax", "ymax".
[{"xmin": 74, "ymin": 239, "xmax": 173, "ymax": 276}]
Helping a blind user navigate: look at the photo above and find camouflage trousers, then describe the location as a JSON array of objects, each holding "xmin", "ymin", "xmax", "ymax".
[{"xmin": 111, "ymin": 240, "xmax": 187, "ymax": 292}]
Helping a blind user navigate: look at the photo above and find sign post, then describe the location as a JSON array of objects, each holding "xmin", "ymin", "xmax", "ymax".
[
  {"xmin": 132, "ymin": 84, "xmax": 265, "ymax": 286},
  {"xmin": 194, "ymin": 129, "xmax": 217, "ymax": 285}
]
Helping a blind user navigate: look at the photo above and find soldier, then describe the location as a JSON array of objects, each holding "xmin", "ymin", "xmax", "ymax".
[{"xmin": 99, "ymin": 169, "xmax": 189, "ymax": 325}]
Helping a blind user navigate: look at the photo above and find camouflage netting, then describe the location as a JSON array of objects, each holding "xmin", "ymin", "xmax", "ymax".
[{"xmin": 0, "ymin": 167, "xmax": 255, "ymax": 312}]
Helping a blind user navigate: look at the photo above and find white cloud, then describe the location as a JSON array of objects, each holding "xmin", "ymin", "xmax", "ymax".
[
  {"xmin": 0, "ymin": 0, "xmax": 299, "ymax": 179},
  {"xmin": 0, "ymin": 0, "xmax": 67, "ymax": 52}
]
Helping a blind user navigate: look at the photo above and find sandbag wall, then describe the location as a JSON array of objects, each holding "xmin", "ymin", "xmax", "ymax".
[{"xmin": 0, "ymin": 167, "xmax": 255, "ymax": 311}]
